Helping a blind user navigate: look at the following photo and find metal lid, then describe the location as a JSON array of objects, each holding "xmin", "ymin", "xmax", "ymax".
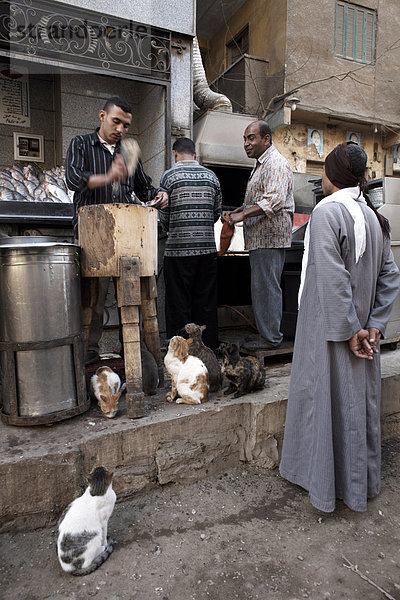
[{"xmin": 0, "ymin": 236, "xmax": 78, "ymax": 249}]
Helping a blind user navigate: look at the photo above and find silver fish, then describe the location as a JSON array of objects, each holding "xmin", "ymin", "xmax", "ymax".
[
  {"xmin": 120, "ymin": 138, "xmax": 140, "ymax": 176},
  {"xmin": 48, "ymin": 176, "xmax": 67, "ymax": 193},
  {"xmin": 0, "ymin": 179, "xmax": 15, "ymax": 191},
  {"xmin": 13, "ymin": 180, "xmax": 29, "ymax": 197},
  {"xmin": 11, "ymin": 191, "xmax": 27, "ymax": 202},
  {"xmin": 24, "ymin": 179, "xmax": 38, "ymax": 196},
  {"xmin": 44, "ymin": 171, "xmax": 58, "ymax": 182},
  {"xmin": 10, "ymin": 167, "xmax": 25, "ymax": 183},
  {"xmin": 36, "ymin": 189, "xmax": 48, "ymax": 202},
  {"xmin": 23, "ymin": 164, "xmax": 41, "ymax": 180},
  {"xmin": 45, "ymin": 194, "xmax": 59, "ymax": 203},
  {"xmin": 47, "ymin": 183, "xmax": 71, "ymax": 203},
  {"xmin": 0, "ymin": 188, "xmax": 15, "ymax": 201},
  {"xmin": 24, "ymin": 173, "xmax": 41, "ymax": 186}
]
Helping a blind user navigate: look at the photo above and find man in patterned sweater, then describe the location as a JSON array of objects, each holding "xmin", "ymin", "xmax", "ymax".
[
  {"xmin": 159, "ymin": 137, "xmax": 222, "ymax": 350},
  {"xmin": 224, "ymin": 121, "xmax": 294, "ymax": 350}
]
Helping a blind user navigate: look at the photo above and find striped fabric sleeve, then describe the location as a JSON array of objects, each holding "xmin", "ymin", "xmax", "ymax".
[{"xmin": 65, "ymin": 136, "xmax": 92, "ymax": 193}]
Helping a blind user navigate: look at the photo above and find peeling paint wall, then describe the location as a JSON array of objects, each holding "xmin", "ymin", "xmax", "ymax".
[{"xmin": 274, "ymin": 123, "xmax": 388, "ymax": 180}]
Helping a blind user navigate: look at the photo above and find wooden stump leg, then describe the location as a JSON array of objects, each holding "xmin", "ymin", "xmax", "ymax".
[
  {"xmin": 140, "ymin": 276, "xmax": 164, "ymax": 386},
  {"xmin": 117, "ymin": 257, "xmax": 144, "ymax": 418}
]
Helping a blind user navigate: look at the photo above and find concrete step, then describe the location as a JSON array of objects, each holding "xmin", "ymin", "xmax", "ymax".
[{"xmin": 1, "ymin": 348, "xmax": 400, "ymax": 533}]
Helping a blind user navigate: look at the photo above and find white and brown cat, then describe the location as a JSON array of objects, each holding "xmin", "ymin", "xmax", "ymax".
[
  {"xmin": 57, "ymin": 466, "xmax": 116, "ymax": 576},
  {"xmin": 164, "ymin": 336, "xmax": 209, "ymax": 405},
  {"xmin": 90, "ymin": 366, "xmax": 125, "ymax": 418}
]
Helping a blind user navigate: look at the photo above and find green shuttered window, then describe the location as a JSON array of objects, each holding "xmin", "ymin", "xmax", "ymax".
[{"xmin": 335, "ymin": 2, "xmax": 376, "ymax": 64}]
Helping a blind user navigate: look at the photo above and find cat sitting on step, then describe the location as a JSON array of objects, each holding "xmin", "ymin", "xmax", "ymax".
[
  {"xmin": 219, "ymin": 342, "xmax": 266, "ymax": 398},
  {"xmin": 185, "ymin": 323, "xmax": 222, "ymax": 392},
  {"xmin": 164, "ymin": 336, "xmax": 209, "ymax": 405},
  {"xmin": 140, "ymin": 339, "xmax": 159, "ymax": 396},
  {"xmin": 57, "ymin": 467, "xmax": 116, "ymax": 576}
]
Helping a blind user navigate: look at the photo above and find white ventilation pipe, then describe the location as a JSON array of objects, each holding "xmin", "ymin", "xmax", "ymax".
[{"xmin": 193, "ymin": 36, "xmax": 232, "ymax": 113}]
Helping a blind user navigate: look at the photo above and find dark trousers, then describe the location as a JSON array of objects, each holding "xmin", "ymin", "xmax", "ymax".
[
  {"xmin": 82, "ymin": 276, "xmax": 123, "ymax": 361},
  {"xmin": 164, "ymin": 253, "xmax": 219, "ymax": 350},
  {"xmin": 249, "ymin": 248, "xmax": 286, "ymax": 346}
]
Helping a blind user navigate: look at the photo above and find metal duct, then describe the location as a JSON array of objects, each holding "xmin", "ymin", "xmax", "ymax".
[{"xmin": 193, "ymin": 36, "xmax": 232, "ymax": 113}]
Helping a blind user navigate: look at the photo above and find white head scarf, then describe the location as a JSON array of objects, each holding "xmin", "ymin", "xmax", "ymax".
[{"xmin": 298, "ymin": 187, "xmax": 366, "ymax": 305}]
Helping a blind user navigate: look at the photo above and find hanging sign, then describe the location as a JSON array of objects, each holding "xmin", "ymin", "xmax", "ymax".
[{"xmin": 0, "ymin": 66, "xmax": 30, "ymax": 127}]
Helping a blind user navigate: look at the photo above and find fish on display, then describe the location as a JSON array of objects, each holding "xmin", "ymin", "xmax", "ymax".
[
  {"xmin": 0, "ymin": 178, "xmax": 15, "ymax": 192},
  {"xmin": 0, "ymin": 171, "xmax": 13, "ymax": 181},
  {"xmin": 9, "ymin": 166, "xmax": 25, "ymax": 182},
  {"xmin": 0, "ymin": 164, "xmax": 73, "ymax": 203},
  {"xmin": 23, "ymin": 164, "xmax": 41, "ymax": 181},
  {"xmin": 47, "ymin": 183, "xmax": 70, "ymax": 203},
  {"xmin": 0, "ymin": 188, "xmax": 15, "ymax": 201},
  {"xmin": 11, "ymin": 191, "xmax": 27, "ymax": 202},
  {"xmin": 23, "ymin": 179, "xmax": 37, "ymax": 195},
  {"xmin": 13, "ymin": 179, "xmax": 29, "ymax": 197}
]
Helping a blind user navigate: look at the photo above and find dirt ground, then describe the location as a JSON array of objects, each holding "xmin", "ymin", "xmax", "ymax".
[{"xmin": 1, "ymin": 440, "xmax": 400, "ymax": 600}]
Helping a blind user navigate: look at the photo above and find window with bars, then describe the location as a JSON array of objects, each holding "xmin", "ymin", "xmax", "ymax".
[
  {"xmin": 226, "ymin": 26, "xmax": 249, "ymax": 67},
  {"xmin": 335, "ymin": 2, "xmax": 376, "ymax": 64}
]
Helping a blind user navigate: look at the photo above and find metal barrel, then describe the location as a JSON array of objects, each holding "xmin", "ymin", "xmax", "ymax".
[{"xmin": 0, "ymin": 237, "xmax": 89, "ymax": 424}]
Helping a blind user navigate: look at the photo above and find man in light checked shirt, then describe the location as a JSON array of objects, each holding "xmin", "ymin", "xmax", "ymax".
[{"xmin": 223, "ymin": 121, "xmax": 294, "ymax": 350}]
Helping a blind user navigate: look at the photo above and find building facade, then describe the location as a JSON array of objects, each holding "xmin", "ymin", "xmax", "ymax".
[
  {"xmin": 199, "ymin": 0, "xmax": 400, "ymax": 180},
  {"xmin": 0, "ymin": 0, "xmax": 195, "ymax": 181}
]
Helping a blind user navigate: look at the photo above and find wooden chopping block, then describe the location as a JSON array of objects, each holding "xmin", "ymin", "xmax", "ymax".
[{"xmin": 78, "ymin": 203, "xmax": 158, "ymax": 278}]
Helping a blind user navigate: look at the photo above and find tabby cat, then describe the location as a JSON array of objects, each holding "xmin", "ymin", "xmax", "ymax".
[{"xmin": 220, "ymin": 342, "xmax": 266, "ymax": 398}]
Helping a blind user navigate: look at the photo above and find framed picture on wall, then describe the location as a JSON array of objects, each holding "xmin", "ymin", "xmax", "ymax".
[
  {"xmin": 307, "ymin": 128, "xmax": 323, "ymax": 153},
  {"xmin": 13, "ymin": 132, "xmax": 44, "ymax": 162},
  {"xmin": 346, "ymin": 131, "xmax": 361, "ymax": 144}
]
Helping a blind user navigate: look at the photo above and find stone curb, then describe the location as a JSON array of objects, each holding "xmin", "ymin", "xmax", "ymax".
[{"xmin": 1, "ymin": 350, "xmax": 399, "ymax": 533}]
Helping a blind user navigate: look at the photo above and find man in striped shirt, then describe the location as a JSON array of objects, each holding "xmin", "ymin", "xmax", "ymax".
[
  {"xmin": 159, "ymin": 137, "xmax": 222, "ymax": 350},
  {"xmin": 66, "ymin": 96, "xmax": 167, "ymax": 364}
]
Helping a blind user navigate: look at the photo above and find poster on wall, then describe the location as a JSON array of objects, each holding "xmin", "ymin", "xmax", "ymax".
[
  {"xmin": 0, "ymin": 66, "xmax": 30, "ymax": 127},
  {"xmin": 307, "ymin": 128, "xmax": 323, "ymax": 154}
]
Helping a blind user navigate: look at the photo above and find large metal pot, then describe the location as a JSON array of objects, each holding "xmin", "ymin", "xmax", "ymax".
[{"xmin": 0, "ymin": 236, "xmax": 89, "ymax": 424}]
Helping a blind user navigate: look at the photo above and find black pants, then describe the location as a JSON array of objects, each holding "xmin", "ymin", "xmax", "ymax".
[
  {"xmin": 164, "ymin": 253, "xmax": 219, "ymax": 350},
  {"xmin": 82, "ymin": 276, "xmax": 124, "ymax": 361}
]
